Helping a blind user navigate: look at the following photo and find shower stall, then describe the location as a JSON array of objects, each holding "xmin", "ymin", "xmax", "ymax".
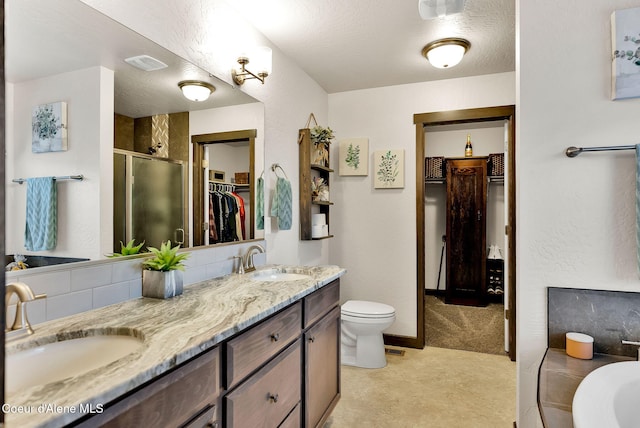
[{"xmin": 113, "ymin": 150, "xmax": 186, "ymax": 253}]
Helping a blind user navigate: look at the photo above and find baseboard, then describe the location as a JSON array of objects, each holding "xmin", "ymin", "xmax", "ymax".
[
  {"xmin": 424, "ymin": 288, "xmax": 445, "ymax": 297},
  {"xmin": 383, "ymin": 333, "xmax": 423, "ymax": 349}
]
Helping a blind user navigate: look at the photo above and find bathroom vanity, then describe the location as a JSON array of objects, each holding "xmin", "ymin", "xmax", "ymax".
[{"xmin": 5, "ymin": 265, "xmax": 345, "ymax": 428}]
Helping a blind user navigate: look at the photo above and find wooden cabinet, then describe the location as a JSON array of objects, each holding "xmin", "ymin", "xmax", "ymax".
[
  {"xmin": 78, "ymin": 347, "xmax": 221, "ymax": 428},
  {"xmin": 298, "ymin": 128, "xmax": 334, "ymax": 240},
  {"xmin": 225, "ymin": 341, "xmax": 301, "ymax": 428},
  {"xmin": 304, "ymin": 306, "xmax": 340, "ymax": 428},
  {"xmin": 445, "ymin": 157, "xmax": 488, "ymax": 306},
  {"xmin": 80, "ymin": 281, "xmax": 341, "ymax": 428},
  {"xmin": 225, "ymin": 303, "xmax": 302, "ymax": 389},
  {"xmin": 303, "ymin": 280, "xmax": 340, "ymax": 428}
]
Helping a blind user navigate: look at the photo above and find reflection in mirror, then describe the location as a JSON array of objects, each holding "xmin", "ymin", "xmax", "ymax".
[
  {"xmin": 192, "ymin": 130, "xmax": 256, "ymax": 247},
  {"xmin": 6, "ymin": 0, "xmax": 264, "ymax": 270}
]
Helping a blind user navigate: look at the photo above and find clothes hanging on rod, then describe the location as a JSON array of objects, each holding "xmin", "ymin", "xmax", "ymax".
[{"xmin": 208, "ymin": 183, "xmax": 246, "ymax": 244}]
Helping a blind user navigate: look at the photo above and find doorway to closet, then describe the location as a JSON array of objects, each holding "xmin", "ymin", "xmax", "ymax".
[{"xmin": 414, "ymin": 106, "xmax": 516, "ymax": 361}]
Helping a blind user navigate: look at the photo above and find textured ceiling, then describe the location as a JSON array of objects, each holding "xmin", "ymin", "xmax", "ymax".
[
  {"xmin": 226, "ymin": 0, "xmax": 516, "ymax": 93},
  {"xmin": 7, "ymin": 0, "xmax": 258, "ymax": 118}
]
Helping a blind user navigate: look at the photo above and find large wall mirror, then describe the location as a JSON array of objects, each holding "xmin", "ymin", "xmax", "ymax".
[{"xmin": 5, "ymin": 0, "xmax": 265, "ymax": 271}]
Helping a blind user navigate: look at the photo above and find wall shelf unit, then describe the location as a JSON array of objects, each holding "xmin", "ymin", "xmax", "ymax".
[{"xmin": 299, "ymin": 128, "xmax": 334, "ymax": 240}]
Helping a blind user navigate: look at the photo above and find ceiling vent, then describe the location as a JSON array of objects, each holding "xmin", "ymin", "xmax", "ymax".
[
  {"xmin": 124, "ymin": 55, "xmax": 168, "ymax": 71},
  {"xmin": 418, "ymin": 0, "xmax": 465, "ymax": 19}
]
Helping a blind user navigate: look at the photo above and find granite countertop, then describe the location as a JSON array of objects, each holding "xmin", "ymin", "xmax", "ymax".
[
  {"xmin": 5, "ymin": 264, "xmax": 346, "ymax": 428},
  {"xmin": 538, "ymin": 348, "xmax": 633, "ymax": 428}
]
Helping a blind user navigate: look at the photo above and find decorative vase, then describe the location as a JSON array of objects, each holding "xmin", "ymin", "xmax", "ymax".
[
  {"xmin": 142, "ymin": 270, "xmax": 184, "ymax": 299},
  {"xmin": 311, "ymin": 144, "xmax": 329, "ymax": 167}
]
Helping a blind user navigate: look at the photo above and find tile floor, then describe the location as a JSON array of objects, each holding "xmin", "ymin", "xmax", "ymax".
[{"xmin": 325, "ymin": 346, "xmax": 516, "ymax": 428}]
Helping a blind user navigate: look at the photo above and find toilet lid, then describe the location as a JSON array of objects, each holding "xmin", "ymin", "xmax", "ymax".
[{"xmin": 342, "ymin": 300, "xmax": 395, "ymax": 318}]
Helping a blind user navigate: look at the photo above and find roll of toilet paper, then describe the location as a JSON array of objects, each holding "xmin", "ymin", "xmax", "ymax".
[
  {"xmin": 312, "ymin": 225, "xmax": 324, "ymax": 238},
  {"xmin": 312, "ymin": 213, "xmax": 326, "ymax": 226}
]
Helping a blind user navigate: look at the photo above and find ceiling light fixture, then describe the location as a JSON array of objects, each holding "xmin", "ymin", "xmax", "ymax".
[
  {"xmin": 421, "ymin": 38, "xmax": 470, "ymax": 69},
  {"xmin": 231, "ymin": 46, "xmax": 272, "ymax": 85},
  {"xmin": 178, "ymin": 80, "xmax": 216, "ymax": 102}
]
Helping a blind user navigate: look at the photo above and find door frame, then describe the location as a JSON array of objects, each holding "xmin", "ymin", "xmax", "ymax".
[
  {"xmin": 413, "ymin": 105, "xmax": 516, "ymax": 361},
  {"xmin": 192, "ymin": 129, "xmax": 256, "ymax": 247}
]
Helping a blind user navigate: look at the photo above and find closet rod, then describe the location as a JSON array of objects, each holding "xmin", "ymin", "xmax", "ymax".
[
  {"xmin": 565, "ymin": 145, "xmax": 636, "ymax": 158},
  {"xmin": 12, "ymin": 174, "xmax": 84, "ymax": 184}
]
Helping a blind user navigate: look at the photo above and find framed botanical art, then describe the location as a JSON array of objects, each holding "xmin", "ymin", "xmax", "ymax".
[
  {"xmin": 32, "ymin": 101, "xmax": 68, "ymax": 153},
  {"xmin": 374, "ymin": 149, "xmax": 404, "ymax": 189},
  {"xmin": 339, "ymin": 138, "xmax": 368, "ymax": 176},
  {"xmin": 611, "ymin": 7, "xmax": 640, "ymax": 100}
]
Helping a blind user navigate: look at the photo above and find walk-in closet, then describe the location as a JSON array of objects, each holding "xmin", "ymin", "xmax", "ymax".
[{"xmin": 421, "ymin": 112, "xmax": 513, "ymax": 356}]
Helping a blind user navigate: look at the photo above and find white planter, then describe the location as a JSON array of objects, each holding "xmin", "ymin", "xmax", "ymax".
[{"xmin": 142, "ymin": 270, "xmax": 184, "ymax": 299}]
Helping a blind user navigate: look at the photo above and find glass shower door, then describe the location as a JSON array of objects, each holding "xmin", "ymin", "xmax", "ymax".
[{"xmin": 131, "ymin": 156, "xmax": 184, "ymax": 249}]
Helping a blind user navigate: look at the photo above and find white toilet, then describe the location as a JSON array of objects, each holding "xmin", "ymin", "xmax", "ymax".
[{"xmin": 341, "ymin": 300, "xmax": 396, "ymax": 369}]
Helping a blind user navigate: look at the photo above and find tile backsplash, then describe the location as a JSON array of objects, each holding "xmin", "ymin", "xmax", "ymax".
[
  {"xmin": 5, "ymin": 241, "xmax": 266, "ymax": 327},
  {"xmin": 548, "ymin": 287, "xmax": 640, "ymax": 358}
]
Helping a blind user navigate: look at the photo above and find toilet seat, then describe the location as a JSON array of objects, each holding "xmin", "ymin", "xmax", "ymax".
[{"xmin": 342, "ymin": 300, "xmax": 395, "ymax": 319}]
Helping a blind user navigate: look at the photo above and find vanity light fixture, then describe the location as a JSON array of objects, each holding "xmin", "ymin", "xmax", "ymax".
[
  {"xmin": 178, "ymin": 80, "xmax": 216, "ymax": 102},
  {"xmin": 421, "ymin": 38, "xmax": 470, "ymax": 69},
  {"xmin": 231, "ymin": 46, "xmax": 272, "ymax": 85}
]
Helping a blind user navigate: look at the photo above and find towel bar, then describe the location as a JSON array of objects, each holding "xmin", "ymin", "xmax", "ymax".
[
  {"xmin": 565, "ymin": 145, "xmax": 636, "ymax": 157},
  {"xmin": 12, "ymin": 175, "xmax": 84, "ymax": 184}
]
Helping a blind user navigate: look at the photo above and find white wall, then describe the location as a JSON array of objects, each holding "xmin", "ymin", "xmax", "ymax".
[
  {"xmin": 83, "ymin": 0, "xmax": 331, "ymax": 267},
  {"xmin": 328, "ymin": 73, "xmax": 515, "ymax": 337},
  {"xmin": 517, "ymin": 1, "xmax": 640, "ymax": 426},
  {"xmin": 6, "ymin": 66, "xmax": 114, "ymax": 260}
]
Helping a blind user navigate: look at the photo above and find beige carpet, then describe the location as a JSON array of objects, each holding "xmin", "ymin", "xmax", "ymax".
[
  {"xmin": 325, "ymin": 346, "xmax": 516, "ymax": 427},
  {"xmin": 424, "ymin": 295, "xmax": 506, "ymax": 355}
]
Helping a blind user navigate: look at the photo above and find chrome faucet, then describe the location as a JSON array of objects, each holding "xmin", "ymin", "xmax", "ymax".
[
  {"xmin": 5, "ymin": 282, "xmax": 46, "ymax": 335},
  {"xmin": 243, "ymin": 244, "xmax": 265, "ymax": 272},
  {"xmin": 621, "ymin": 340, "xmax": 640, "ymax": 361}
]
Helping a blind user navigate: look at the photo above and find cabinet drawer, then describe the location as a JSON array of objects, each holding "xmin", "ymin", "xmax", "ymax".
[
  {"xmin": 80, "ymin": 347, "xmax": 220, "ymax": 428},
  {"xmin": 304, "ymin": 279, "xmax": 340, "ymax": 328},
  {"xmin": 226, "ymin": 302, "xmax": 302, "ymax": 389},
  {"xmin": 279, "ymin": 402, "xmax": 301, "ymax": 428},
  {"xmin": 225, "ymin": 341, "xmax": 301, "ymax": 428}
]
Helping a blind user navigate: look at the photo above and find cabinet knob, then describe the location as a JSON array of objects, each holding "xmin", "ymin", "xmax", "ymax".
[
  {"xmin": 270, "ymin": 333, "xmax": 280, "ymax": 342},
  {"xmin": 308, "ymin": 336, "xmax": 316, "ymax": 343},
  {"xmin": 269, "ymin": 393, "xmax": 279, "ymax": 403}
]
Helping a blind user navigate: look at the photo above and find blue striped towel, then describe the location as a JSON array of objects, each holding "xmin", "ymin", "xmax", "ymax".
[
  {"xmin": 24, "ymin": 177, "xmax": 57, "ymax": 251},
  {"xmin": 257, "ymin": 177, "xmax": 265, "ymax": 230},
  {"xmin": 271, "ymin": 177, "xmax": 292, "ymax": 230}
]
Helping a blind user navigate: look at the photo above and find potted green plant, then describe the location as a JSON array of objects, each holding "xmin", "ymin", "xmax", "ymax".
[
  {"xmin": 310, "ymin": 125, "xmax": 334, "ymax": 167},
  {"xmin": 141, "ymin": 240, "xmax": 190, "ymax": 299},
  {"xmin": 107, "ymin": 239, "xmax": 145, "ymax": 258}
]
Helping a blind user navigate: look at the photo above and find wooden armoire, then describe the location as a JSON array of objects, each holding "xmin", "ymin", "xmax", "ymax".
[{"xmin": 445, "ymin": 157, "xmax": 488, "ymax": 306}]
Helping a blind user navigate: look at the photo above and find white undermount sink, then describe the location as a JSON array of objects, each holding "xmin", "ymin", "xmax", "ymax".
[
  {"xmin": 572, "ymin": 361, "xmax": 640, "ymax": 428},
  {"xmin": 6, "ymin": 334, "xmax": 143, "ymax": 395},
  {"xmin": 250, "ymin": 269, "xmax": 312, "ymax": 282}
]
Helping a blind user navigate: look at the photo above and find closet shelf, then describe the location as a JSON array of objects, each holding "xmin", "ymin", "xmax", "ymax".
[
  {"xmin": 312, "ymin": 200, "xmax": 334, "ymax": 206},
  {"xmin": 425, "ymin": 176, "xmax": 504, "ymax": 184}
]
